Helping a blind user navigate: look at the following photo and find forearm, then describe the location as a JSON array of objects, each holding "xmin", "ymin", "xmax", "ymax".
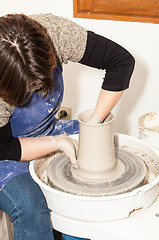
[
  {"xmin": 0, "ymin": 120, "xmax": 77, "ymax": 165},
  {"xmin": 79, "ymin": 31, "xmax": 134, "ymax": 123},
  {"xmin": 19, "ymin": 135, "xmax": 78, "ymax": 166},
  {"xmin": 94, "ymin": 89, "xmax": 124, "ymax": 122},
  {"xmin": 19, "ymin": 136, "xmax": 58, "ymax": 161}
]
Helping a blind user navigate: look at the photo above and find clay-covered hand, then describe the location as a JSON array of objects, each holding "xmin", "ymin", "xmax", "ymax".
[
  {"xmin": 86, "ymin": 113, "xmax": 101, "ymax": 124},
  {"xmin": 51, "ymin": 135, "xmax": 78, "ymax": 168}
]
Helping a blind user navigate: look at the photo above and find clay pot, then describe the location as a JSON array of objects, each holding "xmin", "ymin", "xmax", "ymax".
[{"xmin": 72, "ymin": 110, "xmax": 117, "ymax": 182}]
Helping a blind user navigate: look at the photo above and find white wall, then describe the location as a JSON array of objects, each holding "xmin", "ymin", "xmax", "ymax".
[{"xmin": 1, "ymin": 0, "xmax": 159, "ymax": 137}]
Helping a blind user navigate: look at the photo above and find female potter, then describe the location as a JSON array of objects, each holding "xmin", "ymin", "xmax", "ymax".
[{"xmin": 0, "ymin": 13, "xmax": 135, "ymax": 240}]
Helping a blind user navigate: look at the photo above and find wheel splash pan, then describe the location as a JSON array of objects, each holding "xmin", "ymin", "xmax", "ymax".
[{"xmin": 29, "ymin": 133, "xmax": 159, "ymax": 221}]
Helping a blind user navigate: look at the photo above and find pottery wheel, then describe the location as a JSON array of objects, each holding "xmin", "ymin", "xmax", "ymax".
[{"xmin": 47, "ymin": 148, "xmax": 147, "ymax": 196}]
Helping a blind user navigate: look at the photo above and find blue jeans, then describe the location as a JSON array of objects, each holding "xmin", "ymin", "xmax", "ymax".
[{"xmin": 0, "ymin": 172, "xmax": 89, "ymax": 240}]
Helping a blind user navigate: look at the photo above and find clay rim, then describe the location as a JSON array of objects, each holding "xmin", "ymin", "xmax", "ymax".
[{"xmin": 78, "ymin": 110, "xmax": 114, "ymax": 126}]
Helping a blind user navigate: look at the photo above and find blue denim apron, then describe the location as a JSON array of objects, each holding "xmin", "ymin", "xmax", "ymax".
[{"xmin": 0, "ymin": 62, "xmax": 79, "ymax": 189}]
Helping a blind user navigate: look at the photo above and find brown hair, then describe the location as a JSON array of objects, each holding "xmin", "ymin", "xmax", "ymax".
[{"xmin": 0, "ymin": 14, "xmax": 56, "ymax": 105}]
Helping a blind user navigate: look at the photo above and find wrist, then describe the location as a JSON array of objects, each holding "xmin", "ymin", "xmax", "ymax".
[{"xmin": 49, "ymin": 136, "xmax": 58, "ymax": 151}]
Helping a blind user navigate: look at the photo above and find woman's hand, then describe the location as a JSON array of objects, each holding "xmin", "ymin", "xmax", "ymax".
[
  {"xmin": 86, "ymin": 113, "xmax": 101, "ymax": 124},
  {"xmin": 52, "ymin": 135, "xmax": 78, "ymax": 168}
]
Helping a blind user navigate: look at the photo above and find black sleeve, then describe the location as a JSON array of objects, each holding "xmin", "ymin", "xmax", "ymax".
[
  {"xmin": 0, "ymin": 120, "xmax": 21, "ymax": 161},
  {"xmin": 79, "ymin": 31, "xmax": 135, "ymax": 91}
]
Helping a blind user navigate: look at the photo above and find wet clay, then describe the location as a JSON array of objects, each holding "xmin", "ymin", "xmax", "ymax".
[
  {"xmin": 47, "ymin": 110, "xmax": 147, "ymax": 196},
  {"xmin": 72, "ymin": 111, "xmax": 120, "ymax": 182}
]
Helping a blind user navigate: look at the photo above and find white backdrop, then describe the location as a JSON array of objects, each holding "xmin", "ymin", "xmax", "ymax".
[{"xmin": 1, "ymin": 0, "xmax": 159, "ymax": 137}]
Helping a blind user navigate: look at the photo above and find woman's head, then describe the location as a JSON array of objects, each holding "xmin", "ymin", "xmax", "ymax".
[{"xmin": 0, "ymin": 14, "xmax": 56, "ymax": 105}]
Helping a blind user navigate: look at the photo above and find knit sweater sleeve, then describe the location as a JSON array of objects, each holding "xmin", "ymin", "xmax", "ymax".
[{"xmin": 30, "ymin": 13, "xmax": 87, "ymax": 64}]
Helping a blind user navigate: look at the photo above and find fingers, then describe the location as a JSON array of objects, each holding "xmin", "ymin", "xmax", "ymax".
[
  {"xmin": 69, "ymin": 152, "xmax": 78, "ymax": 168},
  {"xmin": 73, "ymin": 140, "xmax": 79, "ymax": 156},
  {"xmin": 68, "ymin": 138, "xmax": 79, "ymax": 156},
  {"xmin": 65, "ymin": 137, "xmax": 78, "ymax": 168},
  {"xmin": 86, "ymin": 113, "xmax": 101, "ymax": 124},
  {"xmin": 54, "ymin": 134, "xmax": 79, "ymax": 168}
]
